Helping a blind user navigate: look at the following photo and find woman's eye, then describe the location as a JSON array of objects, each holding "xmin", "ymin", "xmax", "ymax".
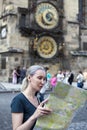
[
  {"xmin": 38, "ymin": 77, "xmax": 42, "ymax": 80},
  {"xmin": 37, "ymin": 76, "xmax": 42, "ymax": 79},
  {"xmin": 38, "ymin": 76, "xmax": 46, "ymax": 81}
]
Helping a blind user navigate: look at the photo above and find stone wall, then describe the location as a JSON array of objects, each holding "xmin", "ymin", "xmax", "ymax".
[{"xmin": 0, "ymin": 0, "xmax": 87, "ymax": 81}]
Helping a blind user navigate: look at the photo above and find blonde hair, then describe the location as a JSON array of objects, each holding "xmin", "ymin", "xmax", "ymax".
[{"xmin": 21, "ymin": 65, "xmax": 45, "ymax": 91}]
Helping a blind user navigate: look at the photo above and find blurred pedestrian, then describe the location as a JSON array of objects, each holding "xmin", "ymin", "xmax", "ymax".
[
  {"xmin": 47, "ymin": 71, "xmax": 52, "ymax": 81},
  {"xmin": 57, "ymin": 70, "xmax": 64, "ymax": 82},
  {"xmin": 68, "ymin": 71, "xmax": 74, "ymax": 85},
  {"xmin": 76, "ymin": 71, "xmax": 84, "ymax": 88},
  {"xmin": 11, "ymin": 65, "xmax": 52, "ymax": 130},
  {"xmin": 46, "ymin": 69, "xmax": 52, "ymax": 89},
  {"xmin": 50, "ymin": 74, "xmax": 57, "ymax": 89},
  {"xmin": 16, "ymin": 66, "xmax": 21, "ymax": 84},
  {"xmin": 12, "ymin": 68, "xmax": 18, "ymax": 84}
]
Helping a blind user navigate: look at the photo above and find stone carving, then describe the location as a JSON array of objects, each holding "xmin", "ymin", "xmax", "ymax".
[{"xmin": 34, "ymin": 82, "xmax": 87, "ymax": 130}]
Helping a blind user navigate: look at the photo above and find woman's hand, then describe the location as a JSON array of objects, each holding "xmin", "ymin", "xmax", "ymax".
[{"xmin": 33, "ymin": 97, "xmax": 52, "ymax": 119}]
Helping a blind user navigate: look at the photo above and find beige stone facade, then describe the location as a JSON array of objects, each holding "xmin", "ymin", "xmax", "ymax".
[
  {"xmin": 0, "ymin": 0, "xmax": 87, "ymax": 82},
  {"xmin": 0, "ymin": 0, "xmax": 29, "ymax": 81}
]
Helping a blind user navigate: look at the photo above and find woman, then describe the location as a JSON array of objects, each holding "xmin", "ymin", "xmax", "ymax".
[
  {"xmin": 10, "ymin": 65, "xmax": 52, "ymax": 130},
  {"xmin": 12, "ymin": 68, "xmax": 18, "ymax": 84}
]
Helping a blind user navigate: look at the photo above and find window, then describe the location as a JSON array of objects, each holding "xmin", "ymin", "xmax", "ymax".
[
  {"xmin": 1, "ymin": 57, "xmax": 6, "ymax": 69},
  {"xmin": 81, "ymin": 0, "xmax": 87, "ymax": 25},
  {"xmin": 83, "ymin": 42, "xmax": 87, "ymax": 50},
  {"xmin": 15, "ymin": 57, "xmax": 19, "ymax": 61},
  {"xmin": 19, "ymin": 14, "xmax": 26, "ymax": 27}
]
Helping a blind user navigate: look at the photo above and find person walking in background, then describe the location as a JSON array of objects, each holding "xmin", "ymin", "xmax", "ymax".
[
  {"xmin": 46, "ymin": 69, "xmax": 52, "ymax": 81},
  {"xmin": 57, "ymin": 70, "xmax": 64, "ymax": 82},
  {"xmin": 16, "ymin": 66, "xmax": 21, "ymax": 84},
  {"xmin": 50, "ymin": 74, "xmax": 57, "ymax": 88},
  {"xmin": 68, "ymin": 71, "xmax": 74, "ymax": 85},
  {"xmin": 10, "ymin": 65, "xmax": 52, "ymax": 130},
  {"xmin": 12, "ymin": 68, "xmax": 18, "ymax": 84},
  {"xmin": 76, "ymin": 71, "xmax": 84, "ymax": 88},
  {"xmin": 44, "ymin": 67, "xmax": 52, "ymax": 90},
  {"xmin": 63, "ymin": 70, "xmax": 70, "ymax": 84},
  {"xmin": 50, "ymin": 74, "xmax": 57, "ymax": 90}
]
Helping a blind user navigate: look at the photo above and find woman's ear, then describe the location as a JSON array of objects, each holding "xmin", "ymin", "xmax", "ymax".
[{"xmin": 27, "ymin": 75, "xmax": 31, "ymax": 81}]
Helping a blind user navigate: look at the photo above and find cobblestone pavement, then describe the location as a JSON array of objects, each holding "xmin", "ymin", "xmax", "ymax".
[
  {"xmin": 67, "ymin": 101, "xmax": 87, "ymax": 130},
  {"xmin": 0, "ymin": 83, "xmax": 7, "ymax": 91},
  {"xmin": 0, "ymin": 92, "xmax": 18, "ymax": 130}
]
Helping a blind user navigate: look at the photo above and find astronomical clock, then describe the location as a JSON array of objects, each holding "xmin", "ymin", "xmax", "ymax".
[
  {"xmin": 33, "ymin": 33, "xmax": 63, "ymax": 59},
  {"xmin": 30, "ymin": 0, "xmax": 63, "ymax": 59},
  {"xmin": 29, "ymin": 0, "xmax": 63, "ymax": 33},
  {"xmin": 37, "ymin": 35, "xmax": 58, "ymax": 59},
  {"xmin": 18, "ymin": 0, "xmax": 64, "ymax": 59},
  {"xmin": 35, "ymin": 2, "xmax": 58, "ymax": 31}
]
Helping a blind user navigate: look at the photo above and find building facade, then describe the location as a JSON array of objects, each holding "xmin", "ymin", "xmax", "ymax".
[{"xmin": 0, "ymin": 0, "xmax": 87, "ymax": 81}]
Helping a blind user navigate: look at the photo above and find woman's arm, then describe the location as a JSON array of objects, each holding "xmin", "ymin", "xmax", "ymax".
[{"xmin": 12, "ymin": 112, "xmax": 37, "ymax": 130}]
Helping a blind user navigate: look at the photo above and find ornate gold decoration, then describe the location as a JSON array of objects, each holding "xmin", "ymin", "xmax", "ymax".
[
  {"xmin": 33, "ymin": 36, "xmax": 38, "ymax": 50},
  {"xmin": 37, "ymin": 36, "xmax": 58, "ymax": 58},
  {"xmin": 35, "ymin": 3, "xmax": 59, "ymax": 29}
]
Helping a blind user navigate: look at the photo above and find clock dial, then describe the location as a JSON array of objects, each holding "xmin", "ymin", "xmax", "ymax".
[
  {"xmin": 35, "ymin": 3, "xmax": 59, "ymax": 29},
  {"xmin": 37, "ymin": 36, "xmax": 58, "ymax": 59},
  {"xmin": 1, "ymin": 27, "xmax": 7, "ymax": 38}
]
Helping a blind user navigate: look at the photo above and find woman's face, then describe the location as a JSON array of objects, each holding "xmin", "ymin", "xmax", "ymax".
[{"xmin": 29, "ymin": 70, "xmax": 46, "ymax": 91}]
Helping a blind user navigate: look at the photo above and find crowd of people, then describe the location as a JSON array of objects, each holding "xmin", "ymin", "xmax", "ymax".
[
  {"xmin": 40, "ymin": 68, "xmax": 86, "ymax": 93},
  {"xmin": 40, "ymin": 69, "xmax": 75, "ymax": 94},
  {"xmin": 12, "ymin": 65, "xmax": 85, "ymax": 90}
]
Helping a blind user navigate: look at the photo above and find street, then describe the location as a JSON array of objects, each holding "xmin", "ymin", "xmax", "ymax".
[
  {"xmin": 67, "ymin": 100, "xmax": 87, "ymax": 130},
  {"xmin": 0, "ymin": 92, "xmax": 18, "ymax": 130}
]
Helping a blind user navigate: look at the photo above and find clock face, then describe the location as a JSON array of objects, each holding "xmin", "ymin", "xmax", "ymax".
[
  {"xmin": 35, "ymin": 3, "xmax": 59, "ymax": 30},
  {"xmin": 1, "ymin": 27, "xmax": 7, "ymax": 38},
  {"xmin": 37, "ymin": 36, "xmax": 58, "ymax": 59}
]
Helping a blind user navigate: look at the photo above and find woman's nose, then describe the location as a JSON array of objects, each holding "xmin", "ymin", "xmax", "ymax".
[{"xmin": 41, "ymin": 79, "xmax": 45, "ymax": 84}]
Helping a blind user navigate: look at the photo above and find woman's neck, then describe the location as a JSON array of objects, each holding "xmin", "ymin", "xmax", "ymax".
[
  {"xmin": 23, "ymin": 86, "xmax": 36, "ymax": 98},
  {"xmin": 22, "ymin": 87, "xmax": 39, "ymax": 107}
]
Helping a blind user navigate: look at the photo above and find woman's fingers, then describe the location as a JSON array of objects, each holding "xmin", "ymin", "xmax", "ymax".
[
  {"xmin": 37, "ymin": 96, "xmax": 52, "ymax": 116},
  {"xmin": 40, "ymin": 107, "xmax": 52, "ymax": 115},
  {"xmin": 40, "ymin": 96, "xmax": 49, "ymax": 107}
]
